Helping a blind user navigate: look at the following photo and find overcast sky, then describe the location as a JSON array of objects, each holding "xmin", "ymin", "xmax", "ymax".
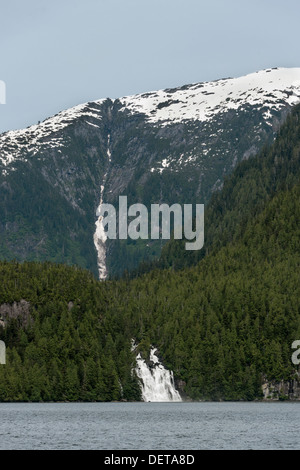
[{"xmin": 0, "ymin": 0, "xmax": 299, "ymax": 133}]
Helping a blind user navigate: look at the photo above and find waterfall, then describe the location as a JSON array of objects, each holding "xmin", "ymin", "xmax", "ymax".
[
  {"xmin": 93, "ymin": 133, "xmax": 112, "ymax": 280},
  {"xmin": 134, "ymin": 345, "xmax": 182, "ymax": 402}
]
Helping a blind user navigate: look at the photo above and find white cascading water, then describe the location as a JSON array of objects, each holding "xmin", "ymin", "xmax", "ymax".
[
  {"xmin": 93, "ymin": 133, "xmax": 112, "ymax": 280},
  {"xmin": 134, "ymin": 345, "xmax": 182, "ymax": 402}
]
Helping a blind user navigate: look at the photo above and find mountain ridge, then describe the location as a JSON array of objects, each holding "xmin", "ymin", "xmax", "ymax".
[
  {"xmin": 1, "ymin": 67, "xmax": 300, "ymax": 279},
  {"xmin": 2, "ymin": 67, "xmax": 300, "ymax": 170},
  {"xmin": 0, "ymin": 101, "xmax": 300, "ymax": 401}
]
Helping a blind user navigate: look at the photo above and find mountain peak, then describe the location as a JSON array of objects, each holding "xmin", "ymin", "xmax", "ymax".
[
  {"xmin": 1, "ymin": 67, "xmax": 300, "ymax": 172},
  {"xmin": 118, "ymin": 67, "xmax": 300, "ymax": 125}
]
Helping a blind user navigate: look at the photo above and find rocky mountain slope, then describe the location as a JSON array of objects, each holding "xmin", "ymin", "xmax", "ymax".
[
  {"xmin": 1, "ymin": 67, "xmax": 300, "ymax": 278},
  {"xmin": 1, "ymin": 102, "xmax": 300, "ymax": 402}
]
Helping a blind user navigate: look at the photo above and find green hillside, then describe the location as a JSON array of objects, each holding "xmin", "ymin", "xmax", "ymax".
[
  {"xmin": 0, "ymin": 104, "xmax": 299, "ymax": 401},
  {"xmin": 135, "ymin": 103, "xmax": 300, "ymax": 274},
  {"xmin": 115, "ymin": 182, "xmax": 300, "ymax": 400},
  {"xmin": 0, "ymin": 262, "xmax": 141, "ymax": 402}
]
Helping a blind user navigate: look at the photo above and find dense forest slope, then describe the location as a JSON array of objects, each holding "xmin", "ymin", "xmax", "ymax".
[
  {"xmin": 118, "ymin": 182, "xmax": 300, "ymax": 400},
  {"xmin": 136, "ymin": 101, "xmax": 300, "ymax": 274},
  {"xmin": 0, "ymin": 262, "xmax": 141, "ymax": 402},
  {"xmin": 0, "ymin": 103, "xmax": 299, "ymax": 401}
]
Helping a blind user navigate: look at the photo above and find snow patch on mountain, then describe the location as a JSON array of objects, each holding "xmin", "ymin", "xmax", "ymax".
[
  {"xmin": 0, "ymin": 100, "xmax": 105, "ymax": 169},
  {"xmin": 1, "ymin": 67, "xmax": 300, "ymax": 178},
  {"xmin": 119, "ymin": 68, "xmax": 300, "ymax": 125}
]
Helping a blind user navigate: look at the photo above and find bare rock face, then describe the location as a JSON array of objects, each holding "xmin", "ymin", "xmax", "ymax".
[
  {"xmin": 262, "ymin": 374, "xmax": 300, "ymax": 400},
  {"xmin": 0, "ymin": 300, "xmax": 32, "ymax": 328}
]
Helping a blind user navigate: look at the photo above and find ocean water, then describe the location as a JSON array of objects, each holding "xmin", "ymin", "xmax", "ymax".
[{"xmin": 0, "ymin": 401, "xmax": 299, "ymax": 450}]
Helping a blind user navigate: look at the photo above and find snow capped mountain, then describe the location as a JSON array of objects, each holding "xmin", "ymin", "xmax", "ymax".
[
  {"xmin": 1, "ymin": 67, "xmax": 300, "ymax": 172},
  {"xmin": 118, "ymin": 67, "xmax": 300, "ymax": 124},
  {"xmin": 0, "ymin": 100, "xmax": 106, "ymax": 168},
  {"xmin": 0, "ymin": 67, "xmax": 300, "ymax": 279}
]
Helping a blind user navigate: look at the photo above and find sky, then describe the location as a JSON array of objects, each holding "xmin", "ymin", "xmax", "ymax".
[{"xmin": 0, "ymin": 0, "xmax": 299, "ymax": 133}]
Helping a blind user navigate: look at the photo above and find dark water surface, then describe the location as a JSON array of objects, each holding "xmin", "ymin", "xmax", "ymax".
[{"xmin": 0, "ymin": 401, "xmax": 299, "ymax": 450}]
